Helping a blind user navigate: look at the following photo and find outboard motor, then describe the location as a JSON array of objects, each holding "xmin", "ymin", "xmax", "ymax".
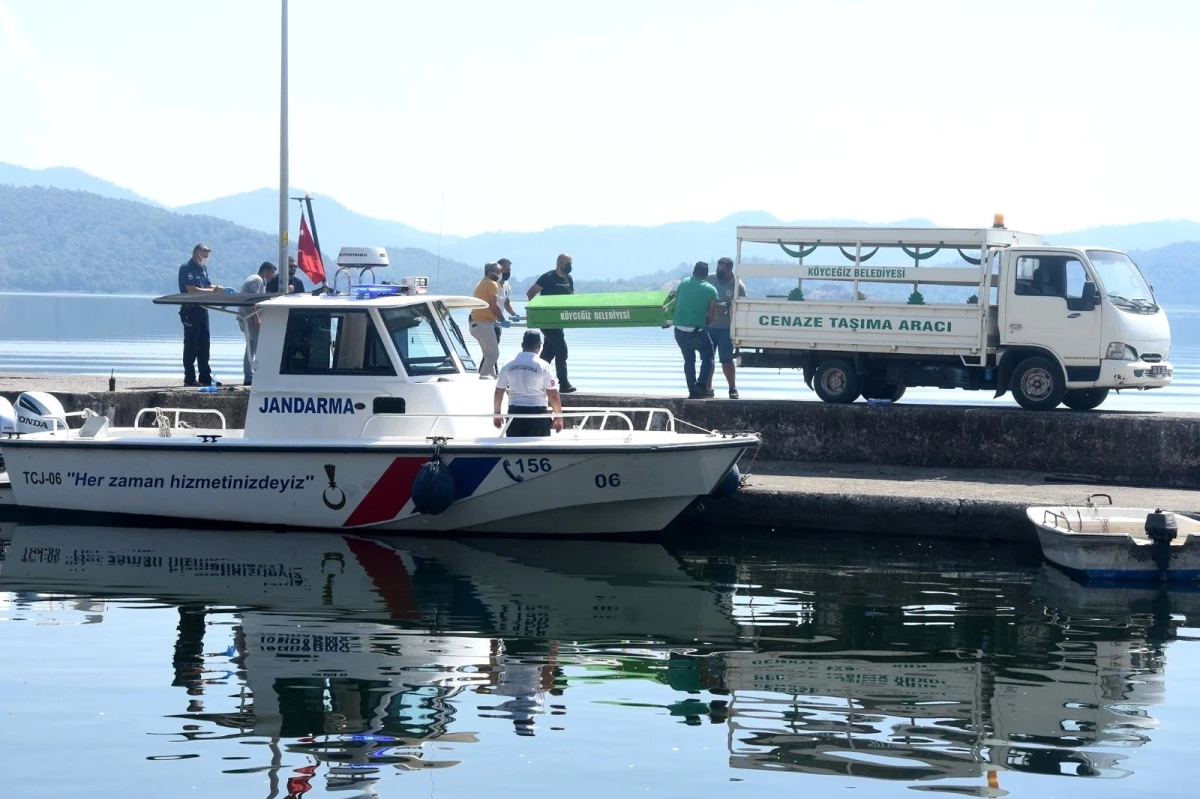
[
  {"xmin": 14, "ymin": 391, "xmax": 67, "ymax": 434},
  {"xmin": 1145, "ymin": 508, "xmax": 1178, "ymax": 581}
]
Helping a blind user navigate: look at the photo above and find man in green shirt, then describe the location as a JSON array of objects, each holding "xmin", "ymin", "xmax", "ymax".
[{"xmin": 672, "ymin": 261, "xmax": 720, "ymax": 398}]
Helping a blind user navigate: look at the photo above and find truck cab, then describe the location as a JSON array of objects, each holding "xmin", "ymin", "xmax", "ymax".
[{"xmin": 1000, "ymin": 246, "xmax": 1170, "ymax": 405}]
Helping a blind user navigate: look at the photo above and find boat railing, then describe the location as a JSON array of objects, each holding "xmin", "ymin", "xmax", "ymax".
[
  {"xmin": 1043, "ymin": 508, "xmax": 1073, "ymax": 531},
  {"xmin": 358, "ymin": 406, "xmax": 681, "ymax": 439},
  {"xmin": 134, "ymin": 407, "xmax": 228, "ymax": 430}
]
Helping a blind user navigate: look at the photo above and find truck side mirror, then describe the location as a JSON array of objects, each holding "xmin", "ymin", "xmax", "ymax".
[{"xmin": 1082, "ymin": 281, "xmax": 1099, "ymax": 309}]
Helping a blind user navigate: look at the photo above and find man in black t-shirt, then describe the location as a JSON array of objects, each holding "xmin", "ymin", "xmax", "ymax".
[
  {"xmin": 526, "ymin": 253, "xmax": 576, "ymax": 392},
  {"xmin": 267, "ymin": 256, "xmax": 306, "ymax": 294}
]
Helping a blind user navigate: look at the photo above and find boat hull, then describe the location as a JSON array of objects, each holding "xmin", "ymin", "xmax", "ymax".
[
  {"xmin": 0, "ymin": 436, "xmax": 751, "ymax": 534},
  {"xmin": 1028, "ymin": 506, "xmax": 1200, "ymax": 583}
]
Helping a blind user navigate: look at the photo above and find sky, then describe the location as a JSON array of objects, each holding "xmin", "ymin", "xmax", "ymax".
[{"xmin": 2, "ymin": 0, "xmax": 1198, "ymax": 237}]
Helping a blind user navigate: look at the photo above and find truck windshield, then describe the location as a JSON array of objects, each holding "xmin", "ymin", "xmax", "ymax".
[{"xmin": 1087, "ymin": 250, "xmax": 1159, "ymax": 314}]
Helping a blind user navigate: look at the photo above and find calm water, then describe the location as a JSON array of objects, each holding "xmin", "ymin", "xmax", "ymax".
[
  {"xmin": 0, "ymin": 292, "xmax": 1196, "ymax": 410},
  {"xmin": 1, "ymin": 524, "xmax": 1198, "ymax": 798}
]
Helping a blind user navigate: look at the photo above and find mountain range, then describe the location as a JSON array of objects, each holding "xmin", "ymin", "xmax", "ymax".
[{"xmin": 1, "ymin": 160, "xmax": 1198, "ymax": 299}]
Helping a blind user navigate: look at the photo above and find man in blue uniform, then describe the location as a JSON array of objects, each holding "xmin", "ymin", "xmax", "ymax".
[{"xmin": 177, "ymin": 243, "xmax": 227, "ymax": 387}]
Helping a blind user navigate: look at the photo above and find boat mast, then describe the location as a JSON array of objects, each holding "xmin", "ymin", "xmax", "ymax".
[{"xmin": 277, "ymin": 0, "xmax": 289, "ymax": 291}]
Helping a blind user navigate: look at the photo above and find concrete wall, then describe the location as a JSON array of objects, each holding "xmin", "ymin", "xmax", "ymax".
[
  {"xmin": 5, "ymin": 388, "xmax": 1197, "ymax": 488},
  {"xmin": 561, "ymin": 394, "xmax": 1200, "ymax": 489}
]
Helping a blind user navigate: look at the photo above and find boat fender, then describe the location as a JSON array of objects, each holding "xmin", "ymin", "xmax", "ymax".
[
  {"xmin": 1145, "ymin": 509, "xmax": 1178, "ymax": 579},
  {"xmin": 711, "ymin": 464, "xmax": 742, "ymax": 499},
  {"xmin": 411, "ymin": 460, "xmax": 457, "ymax": 515}
]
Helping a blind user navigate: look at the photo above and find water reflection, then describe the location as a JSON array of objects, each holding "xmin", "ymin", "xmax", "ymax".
[{"xmin": 0, "ymin": 525, "xmax": 1191, "ymax": 795}]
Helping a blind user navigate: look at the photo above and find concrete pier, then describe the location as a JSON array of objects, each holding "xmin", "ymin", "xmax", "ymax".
[{"xmin": 3, "ymin": 373, "xmax": 1198, "ymax": 539}]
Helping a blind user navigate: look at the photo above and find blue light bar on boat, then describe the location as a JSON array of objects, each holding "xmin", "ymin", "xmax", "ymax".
[{"xmin": 350, "ymin": 284, "xmax": 401, "ymax": 299}]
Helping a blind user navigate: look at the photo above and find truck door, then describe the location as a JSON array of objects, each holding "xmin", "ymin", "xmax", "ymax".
[{"xmin": 1002, "ymin": 252, "xmax": 1102, "ymax": 378}]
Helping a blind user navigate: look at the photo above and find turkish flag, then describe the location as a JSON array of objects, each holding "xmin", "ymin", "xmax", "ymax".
[{"xmin": 297, "ymin": 213, "xmax": 325, "ymax": 284}]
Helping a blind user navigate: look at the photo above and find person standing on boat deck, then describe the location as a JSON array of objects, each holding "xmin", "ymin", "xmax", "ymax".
[
  {"xmin": 704, "ymin": 257, "xmax": 748, "ymax": 399},
  {"xmin": 495, "ymin": 258, "xmax": 519, "ymax": 343},
  {"xmin": 673, "ymin": 261, "xmax": 719, "ymax": 399},
  {"xmin": 470, "ymin": 262, "xmax": 509, "ymax": 377},
  {"xmin": 237, "ymin": 261, "xmax": 276, "ymax": 386},
  {"xmin": 526, "ymin": 253, "xmax": 576, "ymax": 393},
  {"xmin": 267, "ymin": 256, "xmax": 306, "ymax": 294},
  {"xmin": 178, "ymin": 243, "xmax": 227, "ymax": 387},
  {"xmin": 494, "ymin": 330, "xmax": 563, "ymax": 437}
]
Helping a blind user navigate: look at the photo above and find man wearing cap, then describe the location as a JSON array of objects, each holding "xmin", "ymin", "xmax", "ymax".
[
  {"xmin": 495, "ymin": 257, "xmax": 520, "ymax": 343},
  {"xmin": 470, "ymin": 262, "xmax": 509, "ymax": 377},
  {"xmin": 493, "ymin": 330, "xmax": 563, "ymax": 437},
  {"xmin": 705, "ymin": 257, "xmax": 748, "ymax": 399},
  {"xmin": 177, "ymin": 243, "xmax": 227, "ymax": 387},
  {"xmin": 672, "ymin": 261, "xmax": 719, "ymax": 399}
]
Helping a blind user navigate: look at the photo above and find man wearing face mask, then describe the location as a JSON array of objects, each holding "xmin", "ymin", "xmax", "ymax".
[
  {"xmin": 470, "ymin": 262, "xmax": 509, "ymax": 377},
  {"xmin": 494, "ymin": 257, "xmax": 520, "ymax": 343},
  {"xmin": 526, "ymin": 253, "xmax": 576, "ymax": 393},
  {"xmin": 177, "ymin": 243, "xmax": 227, "ymax": 387},
  {"xmin": 705, "ymin": 257, "xmax": 748, "ymax": 398}
]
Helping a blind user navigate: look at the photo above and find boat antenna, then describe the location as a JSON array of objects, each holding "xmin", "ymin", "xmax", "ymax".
[
  {"xmin": 434, "ymin": 192, "xmax": 444, "ymax": 293},
  {"xmin": 277, "ymin": 0, "xmax": 289, "ymax": 294}
]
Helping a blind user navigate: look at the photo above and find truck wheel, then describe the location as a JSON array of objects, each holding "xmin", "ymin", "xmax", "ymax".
[
  {"xmin": 1062, "ymin": 388, "xmax": 1109, "ymax": 411},
  {"xmin": 863, "ymin": 380, "xmax": 905, "ymax": 403},
  {"xmin": 1011, "ymin": 357, "xmax": 1066, "ymax": 410},
  {"xmin": 813, "ymin": 359, "xmax": 860, "ymax": 403}
]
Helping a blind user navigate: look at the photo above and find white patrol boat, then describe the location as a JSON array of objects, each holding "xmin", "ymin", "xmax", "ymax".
[{"xmin": 0, "ymin": 264, "xmax": 757, "ymax": 534}]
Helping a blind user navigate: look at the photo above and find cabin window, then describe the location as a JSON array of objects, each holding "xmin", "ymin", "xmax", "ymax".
[
  {"xmin": 280, "ymin": 309, "xmax": 396, "ymax": 376},
  {"xmin": 1015, "ymin": 255, "xmax": 1068, "ymax": 298},
  {"xmin": 380, "ymin": 305, "xmax": 458, "ymax": 376},
  {"xmin": 434, "ymin": 301, "xmax": 477, "ymax": 372}
]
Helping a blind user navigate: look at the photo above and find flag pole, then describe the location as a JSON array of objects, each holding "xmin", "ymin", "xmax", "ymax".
[{"xmin": 277, "ymin": 0, "xmax": 289, "ymax": 293}]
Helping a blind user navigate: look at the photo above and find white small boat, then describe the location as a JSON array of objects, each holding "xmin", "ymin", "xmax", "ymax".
[
  {"xmin": 0, "ymin": 279, "xmax": 758, "ymax": 535},
  {"xmin": 1028, "ymin": 495, "xmax": 1200, "ymax": 582}
]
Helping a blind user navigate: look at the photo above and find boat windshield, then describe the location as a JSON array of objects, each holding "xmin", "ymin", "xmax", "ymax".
[
  {"xmin": 1087, "ymin": 250, "xmax": 1159, "ymax": 314},
  {"xmin": 435, "ymin": 302, "xmax": 478, "ymax": 372},
  {"xmin": 380, "ymin": 305, "xmax": 459, "ymax": 376}
]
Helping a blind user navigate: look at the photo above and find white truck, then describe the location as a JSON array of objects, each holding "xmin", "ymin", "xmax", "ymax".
[{"xmin": 731, "ymin": 220, "xmax": 1173, "ymax": 410}]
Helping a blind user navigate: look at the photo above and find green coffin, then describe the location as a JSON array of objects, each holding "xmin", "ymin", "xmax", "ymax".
[{"xmin": 525, "ymin": 290, "xmax": 677, "ymax": 328}]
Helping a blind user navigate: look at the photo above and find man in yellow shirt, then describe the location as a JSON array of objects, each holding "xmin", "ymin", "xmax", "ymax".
[{"xmin": 470, "ymin": 262, "xmax": 509, "ymax": 377}]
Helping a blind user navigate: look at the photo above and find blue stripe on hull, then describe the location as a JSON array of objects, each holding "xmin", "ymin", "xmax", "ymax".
[{"xmin": 1047, "ymin": 559, "xmax": 1200, "ymax": 585}]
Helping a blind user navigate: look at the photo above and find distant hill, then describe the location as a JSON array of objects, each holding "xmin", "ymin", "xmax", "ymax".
[
  {"xmin": 0, "ymin": 161, "xmax": 162, "ymax": 207},
  {"xmin": 176, "ymin": 188, "xmax": 446, "ymax": 255},
  {"xmin": 0, "ymin": 185, "xmax": 480, "ymax": 295},
  {"xmin": 174, "ymin": 184, "xmax": 1200, "ymax": 281},
  {"xmin": 1048, "ymin": 221, "xmax": 1200, "ymax": 252},
  {"xmin": 3, "ymin": 162, "xmax": 1198, "ymax": 301}
]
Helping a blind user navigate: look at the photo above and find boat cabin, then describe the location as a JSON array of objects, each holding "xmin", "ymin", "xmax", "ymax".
[{"xmin": 241, "ymin": 288, "xmax": 494, "ymax": 440}]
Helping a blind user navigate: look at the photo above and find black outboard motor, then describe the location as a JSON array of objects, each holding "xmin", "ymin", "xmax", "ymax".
[{"xmin": 1145, "ymin": 508, "xmax": 1178, "ymax": 581}]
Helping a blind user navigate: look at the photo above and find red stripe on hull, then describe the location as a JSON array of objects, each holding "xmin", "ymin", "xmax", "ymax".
[{"xmin": 343, "ymin": 457, "xmax": 424, "ymax": 528}]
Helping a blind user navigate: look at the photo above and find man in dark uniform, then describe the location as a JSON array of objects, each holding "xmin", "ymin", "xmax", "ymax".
[
  {"xmin": 526, "ymin": 253, "xmax": 577, "ymax": 393},
  {"xmin": 178, "ymin": 243, "xmax": 227, "ymax": 387}
]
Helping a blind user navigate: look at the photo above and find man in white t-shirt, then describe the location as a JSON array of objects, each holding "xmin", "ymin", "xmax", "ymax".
[
  {"xmin": 493, "ymin": 330, "xmax": 563, "ymax": 437},
  {"xmin": 495, "ymin": 257, "xmax": 519, "ymax": 342}
]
